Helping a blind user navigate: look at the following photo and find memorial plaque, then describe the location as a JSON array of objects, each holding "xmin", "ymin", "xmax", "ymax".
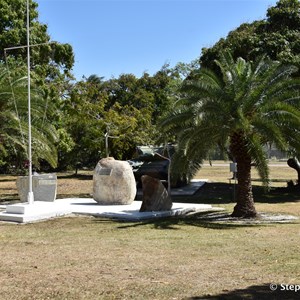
[
  {"xmin": 97, "ymin": 168, "xmax": 112, "ymax": 176},
  {"xmin": 38, "ymin": 179, "xmax": 57, "ymax": 186}
]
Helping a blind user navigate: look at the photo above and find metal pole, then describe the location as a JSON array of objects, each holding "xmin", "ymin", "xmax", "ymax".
[
  {"xmin": 105, "ymin": 132, "xmax": 109, "ymax": 157},
  {"xmin": 27, "ymin": 0, "xmax": 34, "ymax": 204}
]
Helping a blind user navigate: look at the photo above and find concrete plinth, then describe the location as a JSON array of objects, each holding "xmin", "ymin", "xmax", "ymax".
[
  {"xmin": 16, "ymin": 174, "xmax": 57, "ymax": 202},
  {"xmin": 0, "ymin": 202, "xmax": 71, "ymax": 223}
]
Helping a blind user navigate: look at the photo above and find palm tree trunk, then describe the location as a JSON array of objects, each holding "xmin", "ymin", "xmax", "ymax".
[
  {"xmin": 232, "ymin": 158, "xmax": 257, "ymax": 217},
  {"xmin": 230, "ymin": 132, "xmax": 257, "ymax": 218}
]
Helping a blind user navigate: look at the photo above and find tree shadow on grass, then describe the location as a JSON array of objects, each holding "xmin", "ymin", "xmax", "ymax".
[
  {"xmin": 0, "ymin": 197, "xmax": 20, "ymax": 204},
  {"xmin": 175, "ymin": 182, "xmax": 300, "ymax": 205},
  {"xmin": 0, "ymin": 178, "xmax": 17, "ymax": 182},
  {"xmin": 113, "ymin": 212, "xmax": 269, "ymax": 231},
  {"xmin": 57, "ymin": 173, "xmax": 93, "ymax": 181},
  {"xmin": 254, "ymin": 185, "xmax": 300, "ymax": 204},
  {"xmin": 186, "ymin": 283, "xmax": 298, "ymax": 300},
  {"xmin": 56, "ymin": 193, "xmax": 92, "ymax": 199}
]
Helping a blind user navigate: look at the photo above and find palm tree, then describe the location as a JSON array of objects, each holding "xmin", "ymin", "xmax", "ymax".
[
  {"xmin": 161, "ymin": 52, "xmax": 300, "ymax": 218},
  {"xmin": 0, "ymin": 63, "xmax": 58, "ymax": 170},
  {"xmin": 86, "ymin": 74, "xmax": 105, "ymax": 85}
]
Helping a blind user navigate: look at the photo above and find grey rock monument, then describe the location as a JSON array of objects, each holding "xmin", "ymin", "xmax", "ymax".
[
  {"xmin": 140, "ymin": 175, "xmax": 172, "ymax": 212},
  {"xmin": 93, "ymin": 157, "xmax": 136, "ymax": 204}
]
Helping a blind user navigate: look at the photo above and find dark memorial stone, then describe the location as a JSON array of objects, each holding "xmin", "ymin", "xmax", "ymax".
[{"xmin": 140, "ymin": 175, "xmax": 172, "ymax": 212}]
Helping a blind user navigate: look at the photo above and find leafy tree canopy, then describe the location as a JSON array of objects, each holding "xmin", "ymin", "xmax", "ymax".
[
  {"xmin": 200, "ymin": 0, "xmax": 300, "ymax": 73},
  {"xmin": 0, "ymin": 0, "xmax": 75, "ymax": 172},
  {"xmin": 59, "ymin": 65, "xmax": 197, "ymax": 170},
  {"xmin": 0, "ymin": 0, "xmax": 74, "ymax": 75},
  {"xmin": 1, "ymin": 0, "xmax": 75, "ymax": 123}
]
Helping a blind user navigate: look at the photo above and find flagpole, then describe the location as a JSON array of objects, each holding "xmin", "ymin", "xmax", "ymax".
[{"xmin": 27, "ymin": 0, "xmax": 34, "ymax": 204}]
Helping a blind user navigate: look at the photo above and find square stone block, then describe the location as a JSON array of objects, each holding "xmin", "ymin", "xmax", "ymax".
[{"xmin": 16, "ymin": 174, "xmax": 57, "ymax": 202}]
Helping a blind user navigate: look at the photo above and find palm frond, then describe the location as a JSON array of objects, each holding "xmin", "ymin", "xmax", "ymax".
[
  {"xmin": 0, "ymin": 63, "xmax": 58, "ymax": 168},
  {"xmin": 160, "ymin": 51, "xmax": 300, "ymax": 186},
  {"xmin": 246, "ymin": 134, "xmax": 270, "ymax": 187}
]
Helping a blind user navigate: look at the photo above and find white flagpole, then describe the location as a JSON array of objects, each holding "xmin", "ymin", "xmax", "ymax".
[{"xmin": 27, "ymin": 0, "xmax": 34, "ymax": 204}]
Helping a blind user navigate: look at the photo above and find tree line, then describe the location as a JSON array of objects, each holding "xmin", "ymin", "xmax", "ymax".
[{"xmin": 0, "ymin": 0, "xmax": 198, "ymax": 173}]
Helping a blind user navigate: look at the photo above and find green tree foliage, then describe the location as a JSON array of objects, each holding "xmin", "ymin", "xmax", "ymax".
[
  {"xmin": 101, "ymin": 68, "xmax": 191, "ymax": 158},
  {"xmin": 1, "ymin": 0, "xmax": 74, "ymax": 110},
  {"xmin": 0, "ymin": 0, "xmax": 74, "ymax": 76},
  {"xmin": 0, "ymin": 0, "xmax": 75, "ymax": 172},
  {"xmin": 0, "ymin": 63, "xmax": 58, "ymax": 171},
  {"xmin": 200, "ymin": 0, "xmax": 300, "ymax": 73},
  {"xmin": 161, "ymin": 52, "xmax": 300, "ymax": 218},
  {"xmin": 0, "ymin": 0, "xmax": 75, "ymax": 126},
  {"xmin": 60, "ymin": 68, "xmax": 185, "ymax": 170},
  {"xmin": 104, "ymin": 74, "xmax": 153, "ymax": 120},
  {"xmin": 59, "ymin": 77, "xmax": 107, "ymax": 170},
  {"xmin": 103, "ymin": 102, "xmax": 153, "ymax": 159}
]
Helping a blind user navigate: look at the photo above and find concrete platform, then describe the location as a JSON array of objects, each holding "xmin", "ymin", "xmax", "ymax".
[
  {"xmin": 0, "ymin": 198, "xmax": 222, "ymax": 223},
  {"xmin": 0, "ymin": 179, "xmax": 219, "ymax": 223},
  {"xmin": 0, "ymin": 201, "xmax": 72, "ymax": 223},
  {"xmin": 62, "ymin": 198, "xmax": 221, "ymax": 220}
]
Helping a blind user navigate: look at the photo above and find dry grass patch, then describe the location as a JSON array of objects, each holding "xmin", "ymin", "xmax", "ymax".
[
  {"xmin": 0, "ymin": 162, "xmax": 299, "ymax": 299},
  {"xmin": 196, "ymin": 161, "xmax": 297, "ymax": 187},
  {"xmin": 0, "ymin": 216, "xmax": 299, "ymax": 299}
]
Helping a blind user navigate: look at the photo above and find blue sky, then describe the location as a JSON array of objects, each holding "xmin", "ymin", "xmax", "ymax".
[{"xmin": 37, "ymin": 0, "xmax": 278, "ymax": 80}]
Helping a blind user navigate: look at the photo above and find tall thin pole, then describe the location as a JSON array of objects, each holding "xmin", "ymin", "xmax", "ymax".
[{"xmin": 27, "ymin": 0, "xmax": 34, "ymax": 204}]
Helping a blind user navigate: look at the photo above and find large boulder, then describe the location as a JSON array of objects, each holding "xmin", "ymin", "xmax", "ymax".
[
  {"xmin": 93, "ymin": 157, "xmax": 136, "ymax": 205},
  {"xmin": 140, "ymin": 175, "xmax": 172, "ymax": 212}
]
